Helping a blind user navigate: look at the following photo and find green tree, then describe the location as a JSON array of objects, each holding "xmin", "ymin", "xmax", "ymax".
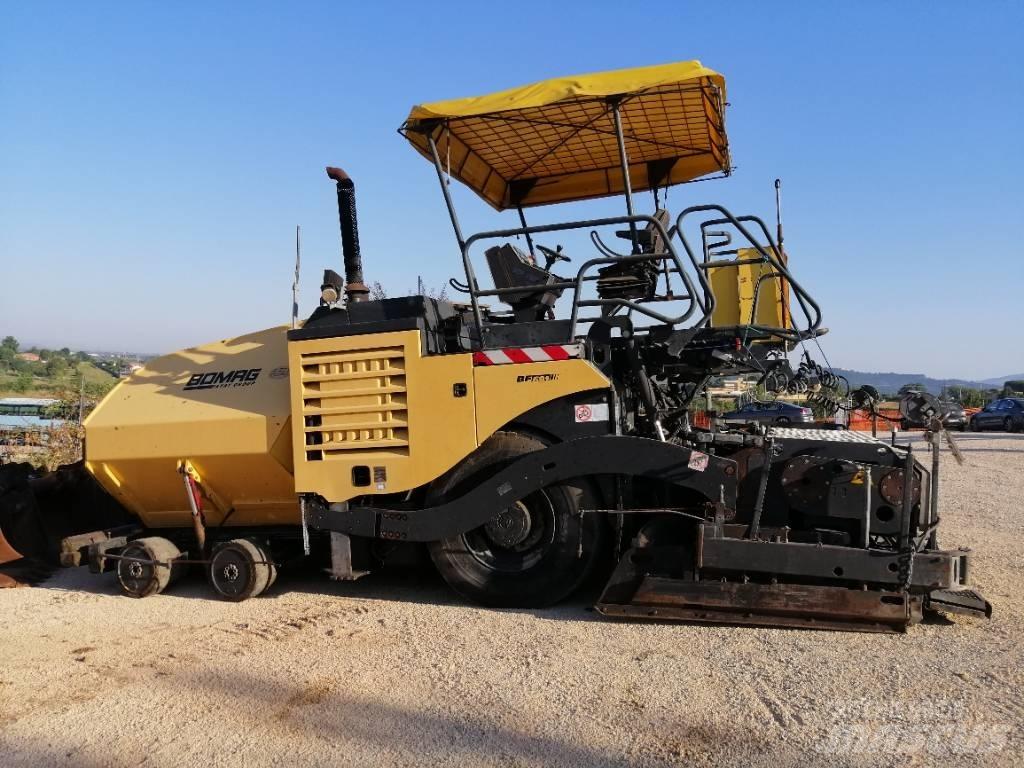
[
  {"xmin": 11, "ymin": 372, "xmax": 32, "ymax": 393},
  {"xmin": 954, "ymin": 387, "xmax": 986, "ymax": 408},
  {"xmin": 0, "ymin": 337, "xmax": 16, "ymax": 371},
  {"xmin": 45, "ymin": 357, "xmax": 68, "ymax": 377}
]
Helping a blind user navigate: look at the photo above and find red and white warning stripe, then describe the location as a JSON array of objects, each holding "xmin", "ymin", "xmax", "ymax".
[{"xmin": 472, "ymin": 343, "xmax": 582, "ymax": 366}]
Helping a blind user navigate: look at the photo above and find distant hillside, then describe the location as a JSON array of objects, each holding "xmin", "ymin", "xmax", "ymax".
[
  {"xmin": 832, "ymin": 369, "xmax": 989, "ymax": 395},
  {"xmin": 980, "ymin": 373, "xmax": 1024, "ymax": 386}
]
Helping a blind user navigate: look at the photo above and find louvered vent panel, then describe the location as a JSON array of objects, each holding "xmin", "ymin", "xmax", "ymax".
[{"xmin": 299, "ymin": 346, "xmax": 409, "ymax": 461}]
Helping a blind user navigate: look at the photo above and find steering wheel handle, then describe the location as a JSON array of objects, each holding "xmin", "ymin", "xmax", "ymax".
[{"xmin": 537, "ymin": 244, "xmax": 571, "ymax": 267}]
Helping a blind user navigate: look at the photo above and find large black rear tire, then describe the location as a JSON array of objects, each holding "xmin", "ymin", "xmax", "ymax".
[{"xmin": 427, "ymin": 432, "xmax": 605, "ymax": 608}]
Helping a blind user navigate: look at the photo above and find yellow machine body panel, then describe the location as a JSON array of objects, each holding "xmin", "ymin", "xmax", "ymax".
[
  {"xmin": 288, "ymin": 330, "xmax": 479, "ymax": 502},
  {"xmin": 86, "ymin": 325, "xmax": 614, "ymax": 526},
  {"xmin": 289, "ymin": 330, "xmax": 612, "ymax": 503},
  {"xmin": 84, "ymin": 327, "xmax": 298, "ymax": 528},
  {"xmin": 709, "ymin": 246, "xmax": 791, "ymax": 332},
  {"xmin": 473, "ymin": 359, "xmax": 611, "ymax": 442}
]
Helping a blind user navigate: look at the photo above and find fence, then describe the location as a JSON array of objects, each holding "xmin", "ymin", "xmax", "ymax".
[
  {"xmin": 689, "ymin": 408, "xmax": 903, "ymax": 432},
  {"xmin": 847, "ymin": 408, "xmax": 901, "ymax": 432}
]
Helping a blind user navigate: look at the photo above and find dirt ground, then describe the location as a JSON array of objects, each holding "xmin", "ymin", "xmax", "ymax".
[{"xmin": 1, "ymin": 435, "xmax": 1022, "ymax": 767}]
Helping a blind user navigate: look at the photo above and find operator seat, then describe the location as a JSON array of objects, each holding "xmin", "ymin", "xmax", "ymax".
[
  {"xmin": 484, "ymin": 243, "xmax": 563, "ymax": 322},
  {"xmin": 597, "ymin": 208, "xmax": 672, "ymax": 301}
]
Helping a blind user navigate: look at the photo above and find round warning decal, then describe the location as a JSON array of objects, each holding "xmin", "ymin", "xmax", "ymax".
[{"xmin": 574, "ymin": 403, "xmax": 609, "ymax": 423}]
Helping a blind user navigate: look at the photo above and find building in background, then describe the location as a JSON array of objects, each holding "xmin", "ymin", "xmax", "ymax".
[{"xmin": 0, "ymin": 397, "xmax": 64, "ymax": 451}]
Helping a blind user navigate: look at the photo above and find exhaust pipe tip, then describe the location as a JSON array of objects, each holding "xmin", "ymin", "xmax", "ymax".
[
  {"xmin": 325, "ymin": 165, "xmax": 369, "ymax": 303},
  {"xmin": 325, "ymin": 166, "xmax": 353, "ymax": 186}
]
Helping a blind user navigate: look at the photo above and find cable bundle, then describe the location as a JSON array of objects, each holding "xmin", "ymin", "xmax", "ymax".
[{"xmin": 794, "ymin": 358, "xmax": 849, "ymax": 416}]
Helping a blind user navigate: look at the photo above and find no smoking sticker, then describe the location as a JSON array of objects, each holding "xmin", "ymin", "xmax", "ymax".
[
  {"xmin": 575, "ymin": 403, "xmax": 609, "ymax": 423},
  {"xmin": 688, "ymin": 451, "xmax": 709, "ymax": 472}
]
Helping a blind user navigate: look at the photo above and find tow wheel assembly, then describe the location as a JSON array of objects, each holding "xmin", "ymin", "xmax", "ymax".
[
  {"xmin": 116, "ymin": 537, "xmax": 182, "ymax": 598},
  {"xmin": 208, "ymin": 538, "xmax": 275, "ymax": 602}
]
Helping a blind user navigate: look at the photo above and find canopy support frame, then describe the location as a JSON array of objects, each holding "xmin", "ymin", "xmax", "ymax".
[
  {"xmin": 610, "ymin": 99, "xmax": 639, "ymax": 253},
  {"xmin": 516, "ymin": 207, "xmax": 536, "ymax": 258},
  {"xmin": 426, "ymin": 129, "xmax": 468, "ymax": 254}
]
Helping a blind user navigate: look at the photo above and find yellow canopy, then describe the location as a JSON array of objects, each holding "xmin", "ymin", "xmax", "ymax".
[{"xmin": 400, "ymin": 61, "xmax": 730, "ymax": 211}]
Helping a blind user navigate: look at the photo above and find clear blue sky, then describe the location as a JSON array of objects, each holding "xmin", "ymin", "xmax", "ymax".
[{"xmin": 1, "ymin": 1, "xmax": 1021, "ymax": 379}]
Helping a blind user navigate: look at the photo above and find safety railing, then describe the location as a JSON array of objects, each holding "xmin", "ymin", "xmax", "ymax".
[
  {"xmin": 458, "ymin": 214, "xmax": 714, "ymax": 346},
  {"xmin": 674, "ymin": 205, "xmax": 824, "ymax": 344},
  {"xmin": 455, "ymin": 205, "xmax": 826, "ymax": 350}
]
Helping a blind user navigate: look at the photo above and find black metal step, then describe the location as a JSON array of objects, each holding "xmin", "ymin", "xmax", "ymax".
[{"xmin": 926, "ymin": 588, "xmax": 992, "ymax": 618}]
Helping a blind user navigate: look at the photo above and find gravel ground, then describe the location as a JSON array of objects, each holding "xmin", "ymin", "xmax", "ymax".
[{"xmin": 2, "ymin": 435, "xmax": 1022, "ymax": 767}]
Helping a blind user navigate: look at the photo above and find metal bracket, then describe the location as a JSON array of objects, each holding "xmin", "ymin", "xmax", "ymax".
[{"xmin": 308, "ymin": 435, "xmax": 738, "ymax": 542}]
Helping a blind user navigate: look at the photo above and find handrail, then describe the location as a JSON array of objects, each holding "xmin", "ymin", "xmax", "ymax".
[
  {"xmin": 700, "ymin": 213, "xmax": 821, "ymax": 334},
  {"xmin": 453, "ymin": 204, "xmax": 825, "ymax": 351},
  {"xmin": 461, "ymin": 214, "xmax": 709, "ymax": 344},
  {"xmin": 675, "ymin": 205, "xmax": 823, "ymax": 344}
]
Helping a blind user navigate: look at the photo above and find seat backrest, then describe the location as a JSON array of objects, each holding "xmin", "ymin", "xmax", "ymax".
[
  {"xmin": 485, "ymin": 244, "xmax": 556, "ymax": 306},
  {"xmin": 614, "ymin": 208, "xmax": 672, "ymax": 253},
  {"xmin": 647, "ymin": 208, "xmax": 671, "ymax": 253}
]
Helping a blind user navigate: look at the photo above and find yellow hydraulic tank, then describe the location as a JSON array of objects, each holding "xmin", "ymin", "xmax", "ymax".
[
  {"xmin": 84, "ymin": 327, "xmax": 298, "ymax": 528},
  {"xmin": 709, "ymin": 246, "xmax": 792, "ymax": 332}
]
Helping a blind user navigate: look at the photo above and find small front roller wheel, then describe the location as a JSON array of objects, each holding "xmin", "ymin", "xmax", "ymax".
[
  {"xmin": 208, "ymin": 538, "xmax": 272, "ymax": 601},
  {"xmin": 117, "ymin": 537, "xmax": 182, "ymax": 598}
]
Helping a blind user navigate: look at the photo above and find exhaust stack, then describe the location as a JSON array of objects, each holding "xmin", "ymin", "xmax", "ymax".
[{"xmin": 325, "ymin": 166, "xmax": 369, "ymax": 303}]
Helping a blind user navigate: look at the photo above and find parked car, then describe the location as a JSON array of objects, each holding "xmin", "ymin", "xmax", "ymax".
[
  {"xmin": 969, "ymin": 398, "xmax": 1024, "ymax": 433},
  {"xmin": 900, "ymin": 400, "xmax": 967, "ymax": 431},
  {"xmin": 723, "ymin": 401, "xmax": 814, "ymax": 426}
]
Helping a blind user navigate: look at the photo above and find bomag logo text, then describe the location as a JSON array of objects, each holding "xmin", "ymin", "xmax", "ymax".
[
  {"xmin": 516, "ymin": 373, "xmax": 559, "ymax": 383},
  {"xmin": 184, "ymin": 368, "xmax": 262, "ymax": 391}
]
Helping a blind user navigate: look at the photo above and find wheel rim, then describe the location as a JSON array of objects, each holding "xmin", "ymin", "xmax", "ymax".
[
  {"xmin": 1005, "ymin": 418, "xmax": 1013, "ymax": 432},
  {"xmin": 118, "ymin": 544, "xmax": 156, "ymax": 595},
  {"xmin": 210, "ymin": 546, "xmax": 255, "ymax": 598},
  {"xmin": 463, "ymin": 491, "xmax": 557, "ymax": 573},
  {"xmin": 484, "ymin": 501, "xmax": 534, "ymax": 548}
]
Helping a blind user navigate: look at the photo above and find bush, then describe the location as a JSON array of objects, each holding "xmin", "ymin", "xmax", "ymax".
[{"xmin": 10, "ymin": 374, "xmax": 33, "ymax": 393}]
